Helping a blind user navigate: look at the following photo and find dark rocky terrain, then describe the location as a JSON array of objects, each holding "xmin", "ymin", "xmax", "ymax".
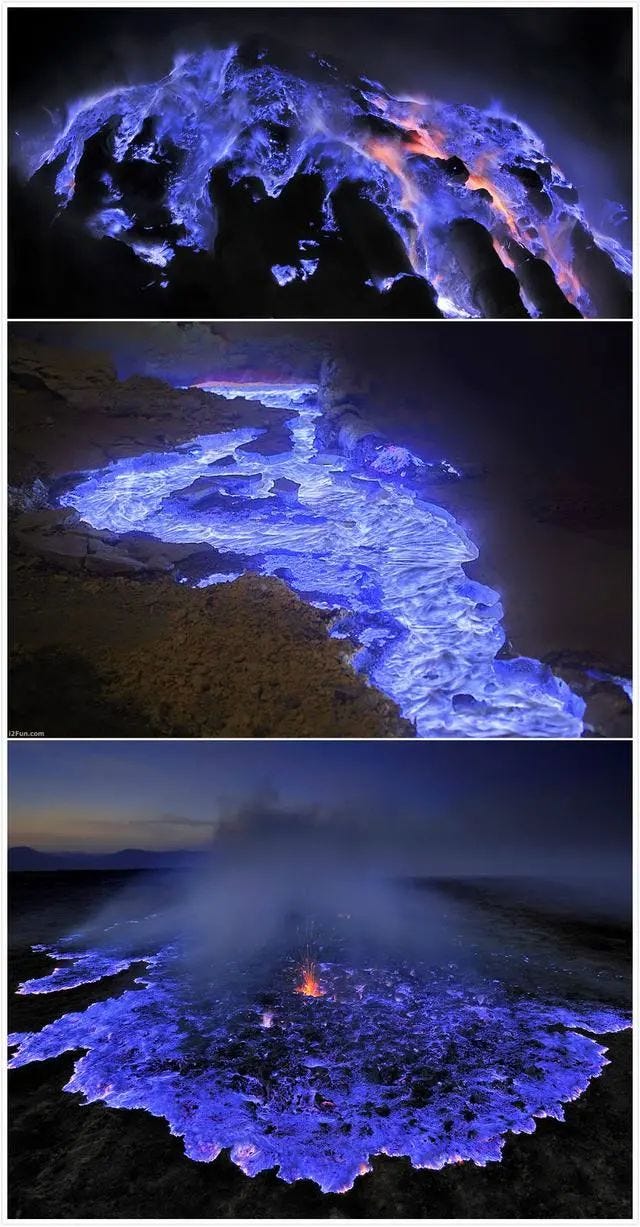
[{"xmin": 10, "ymin": 562, "xmax": 409, "ymax": 738}]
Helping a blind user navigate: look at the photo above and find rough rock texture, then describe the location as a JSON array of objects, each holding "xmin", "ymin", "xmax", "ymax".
[
  {"xmin": 542, "ymin": 651, "xmax": 632, "ymax": 739},
  {"xmin": 316, "ymin": 355, "xmax": 382, "ymax": 454},
  {"xmin": 11, "ymin": 321, "xmax": 325, "ymax": 387},
  {"xmin": 8, "ymin": 338, "xmax": 294, "ymax": 486},
  {"xmin": 9, "ymin": 560, "xmax": 412, "ymax": 738},
  {"xmin": 447, "ymin": 219, "xmax": 529, "ymax": 319},
  {"xmin": 11, "ymin": 507, "xmax": 261, "ymax": 583}
]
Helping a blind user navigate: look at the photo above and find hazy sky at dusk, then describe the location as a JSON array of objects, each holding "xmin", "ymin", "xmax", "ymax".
[{"xmin": 9, "ymin": 741, "xmax": 630, "ymax": 880}]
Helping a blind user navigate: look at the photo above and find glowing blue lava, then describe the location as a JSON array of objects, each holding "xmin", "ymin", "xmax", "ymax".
[
  {"xmin": 20, "ymin": 46, "xmax": 631, "ymax": 317},
  {"xmin": 59, "ymin": 383, "xmax": 584, "ymax": 738},
  {"xmin": 8, "ymin": 939, "xmax": 629, "ymax": 1193}
]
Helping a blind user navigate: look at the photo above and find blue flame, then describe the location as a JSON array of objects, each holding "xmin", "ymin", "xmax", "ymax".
[
  {"xmin": 8, "ymin": 937, "xmax": 630, "ymax": 1193},
  {"xmin": 21, "ymin": 46, "xmax": 631, "ymax": 315},
  {"xmin": 59, "ymin": 383, "xmax": 584, "ymax": 737}
]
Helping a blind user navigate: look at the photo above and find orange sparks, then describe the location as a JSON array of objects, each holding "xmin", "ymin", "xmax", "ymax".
[{"xmin": 294, "ymin": 956, "xmax": 325, "ymax": 998}]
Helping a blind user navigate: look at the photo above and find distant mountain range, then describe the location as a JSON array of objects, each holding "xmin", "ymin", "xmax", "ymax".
[{"xmin": 8, "ymin": 846, "xmax": 202, "ymax": 871}]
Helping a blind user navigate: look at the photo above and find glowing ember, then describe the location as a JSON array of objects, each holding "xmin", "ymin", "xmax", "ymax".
[{"xmin": 294, "ymin": 956, "xmax": 325, "ymax": 998}]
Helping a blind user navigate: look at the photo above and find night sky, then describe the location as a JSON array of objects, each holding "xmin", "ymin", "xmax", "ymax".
[
  {"xmin": 9, "ymin": 740, "xmax": 630, "ymax": 882},
  {"xmin": 8, "ymin": 7, "xmax": 632, "ymax": 225}
]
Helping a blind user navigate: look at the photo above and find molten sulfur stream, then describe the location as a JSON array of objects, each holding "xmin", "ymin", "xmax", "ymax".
[
  {"xmin": 295, "ymin": 956, "xmax": 325, "ymax": 998},
  {"xmin": 27, "ymin": 44, "xmax": 632, "ymax": 321}
]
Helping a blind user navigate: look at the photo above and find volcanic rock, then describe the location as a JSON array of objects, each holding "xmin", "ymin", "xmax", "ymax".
[
  {"xmin": 8, "ymin": 479, "xmax": 51, "ymax": 515},
  {"xmin": 447, "ymin": 219, "xmax": 529, "ymax": 318},
  {"xmin": 271, "ymin": 477, "xmax": 300, "ymax": 503},
  {"xmin": 12, "ymin": 507, "xmax": 80, "ymax": 533},
  {"xmin": 506, "ymin": 165, "xmax": 553, "ymax": 217},
  {"xmin": 114, "ymin": 534, "xmax": 217, "ymax": 568},
  {"xmin": 330, "ymin": 180, "xmax": 417, "ymax": 286},
  {"xmin": 555, "ymin": 184, "xmax": 579, "ymax": 204},
  {"xmin": 84, "ymin": 548, "xmax": 148, "ymax": 577},
  {"xmin": 436, "ymin": 155, "xmax": 470, "ymax": 183},
  {"xmin": 9, "ymin": 558, "xmax": 413, "ymax": 738},
  {"xmin": 502, "ymin": 239, "xmax": 581, "ymax": 318},
  {"xmin": 542, "ymin": 650, "xmax": 631, "ymax": 739},
  {"xmin": 170, "ymin": 474, "xmax": 263, "ymax": 507},
  {"xmin": 570, "ymin": 223, "xmax": 632, "ymax": 319},
  {"xmin": 16, "ymin": 531, "xmax": 88, "ymax": 570}
]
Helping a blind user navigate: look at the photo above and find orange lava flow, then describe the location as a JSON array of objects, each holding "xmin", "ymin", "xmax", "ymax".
[
  {"xmin": 538, "ymin": 221, "xmax": 583, "ymax": 305},
  {"xmin": 396, "ymin": 120, "xmax": 448, "ymax": 162},
  {"xmin": 294, "ymin": 957, "xmax": 325, "ymax": 998},
  {"xmin": 362, "ymin": 99, "xmax": 585, "ymax": 306},
  {"xmin": 364, "ymin": 137, "xmax": 421, "ymax": 212},
  {"xmin": 466, "ymin": 153, "xmax": 520, "ymax": 237},
  {"xmin": 365, "ymin": 124, "xmax": 520, "ymax": 241}
]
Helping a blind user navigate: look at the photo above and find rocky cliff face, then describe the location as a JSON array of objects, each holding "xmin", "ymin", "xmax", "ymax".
[
  {"xmin": 8, "ymin": 335, "xmax": 296, "ymax": 485},
  {"xmin": 11, "ymin": 38, "xmax": 631, "ymax": 318}
]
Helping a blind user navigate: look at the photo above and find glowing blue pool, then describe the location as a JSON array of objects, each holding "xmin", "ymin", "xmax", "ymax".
[
  {"xmin": 59, "ymin": 383, "xmax": 585, "ymax": 737},
  {"xmin": 8, "ymin": 935, "xmax": 629, "ymax": 1193}
]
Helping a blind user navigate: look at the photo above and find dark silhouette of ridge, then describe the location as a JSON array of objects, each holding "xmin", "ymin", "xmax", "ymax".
[{"xmin": 8, "ymin": 845, "xmax": 202, "ymax": 870}]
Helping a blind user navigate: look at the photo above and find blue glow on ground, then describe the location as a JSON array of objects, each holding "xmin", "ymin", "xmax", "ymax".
[
  {"xmin": 8, "ymin": 937, "xmax": 630, "ymax": 1193},
  {"xmin": 22, "ymin": 47, "xmax": 631, "ymax": 316},
  {"xmin": 271, "ymin": 259, "xmax": 319, "ymax": 285},
  {"xmin": 60, "ymin": 383, "xmax": 584, "ymax": 738},
  {"xmin": 271, "ymin": 264, "xmax": 299, "ymax": 286}
]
